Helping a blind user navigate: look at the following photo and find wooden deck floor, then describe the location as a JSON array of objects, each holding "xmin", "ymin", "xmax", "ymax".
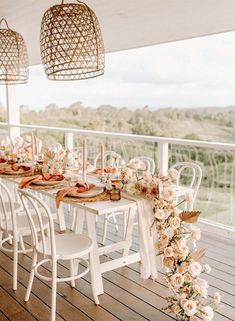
[{"xmin": 0, "ymin": 213, "xmax": 235, "ymax": 321}]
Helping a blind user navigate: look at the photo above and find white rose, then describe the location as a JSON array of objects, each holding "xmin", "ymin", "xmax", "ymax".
[
  {"xmin": 189, "ymin": 262, "xmax": 202, "ymax": 277},
  {"xmin": 201, "ymin": 306, "xmax": 214, "ymax": 321},
  {"xmin": 213, "ymin": 292, "xmax": 221, "ymax": 304},
  {"xmin": 169, "ymin": 216, "xmax": 181, "ymax": 229},
  {"xmin": 191, "ymin": 228, "xmax": 201, "ymax": 241},
  {"xmin": 154, "ymin": 209, "xmax": 167, "ymax": 220},
  {"xmin": 164, "ymin": 246, "xmax": 174, "ymax": 257},
  {"xmin": 182, "ymin": 300, "xmax": 197, "ymax": 317},
  {"xmin": 171, "ymin": 273, "xmax": 184, "ymax": 289},
  {"xmin": 165, "ymin": 227, "xmax": 175, "ymax": 238},
  {"xmin": 194, "ymin": 284, "xmax": 208, "ymax": 298},
  {"xmin": 204, "ymin": 264, "xmax": 211, "ymax": 274}
]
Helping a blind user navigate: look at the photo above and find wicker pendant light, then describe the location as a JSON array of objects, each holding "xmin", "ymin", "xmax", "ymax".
[
  {"xmin": 40, "ymin": 0, "xmax": 105, "ymax": 81},
  {"xmin": 0, "ymin": 18, "xmax": 29, "ymax": 85}
]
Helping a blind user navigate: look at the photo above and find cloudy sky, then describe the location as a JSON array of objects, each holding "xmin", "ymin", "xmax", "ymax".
[{"xmin": 2, "ymin": 30, "xmax": 235, "ymax": 110}]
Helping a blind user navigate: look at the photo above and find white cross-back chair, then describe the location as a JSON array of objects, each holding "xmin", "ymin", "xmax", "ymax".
[
  {"xmin": 171, "ymin": 161, "xmax": 202, "ymax": 210},
  {"xmin": 18, "ymin": 189, "xmax": 99, "ymax": 321},
  {"xmin": 0, "ymin": 181, "xmax": 49, "ymax": 290}
]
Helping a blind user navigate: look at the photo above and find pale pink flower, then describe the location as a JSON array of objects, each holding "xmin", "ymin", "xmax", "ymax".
[
  {"xmin": 182, "ymin": 300, "xmax": 197, "ymax": 317},
  {"xmin": 204, "ymin": 264, "xmax": 211, "ymax": 274},
  {"xmin": 213, "ymin": 292, "xmax": 221, "ymax": 304},
  {"xmin": 189, "ymin": 262, "xmax": 202, "ymax": 277},
  {"xmin": 191, "ymin": 227, "xmax": 201, "ymax": 241},
  {"xmin": 201, "ymin": 306, "xmax": 214, "ymax": 321},
  {"xmin": 168, "ymin": 168, "xmax": 178, "ymax": 180},
  {"xmin": 190, "ymin": 316, "xmax": 199, "ymax": 321},
  {"xmin": 171, "ymin": 273, "xmax": 185, "ymax": 289},
  {"xmin": 164, "ymin": 246, "xmax": 174, "ymax": 257},
  {"xmin": 154, "ymin": 209, "xmax": 167, "ymax": 220},
  {"xmin": 169, "ymin": 217, "xmax": 181, "ymax": 229}
]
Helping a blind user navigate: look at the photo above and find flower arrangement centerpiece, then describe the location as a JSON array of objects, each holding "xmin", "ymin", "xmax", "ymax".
[
  {"xmin": 102, "ymin": 160, "xmax": 221, "ymax": 321},
  {"xmin": 42, "ymin": 147, "xmax": 68, "ymax": 175},
  {"xmin": 0, "ymin": 136, "xmax": 29, "ymax": 163}
]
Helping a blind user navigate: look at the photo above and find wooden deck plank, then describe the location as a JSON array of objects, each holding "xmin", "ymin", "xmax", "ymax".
[{"xmin": 0, "ymin": 211, "xmax": 234, "ymax": 321}]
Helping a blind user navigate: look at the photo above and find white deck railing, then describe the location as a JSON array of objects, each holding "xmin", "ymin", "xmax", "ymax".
[{"xmin": 0, "ymin": 121, "xmax": 235, "ymax": 236}]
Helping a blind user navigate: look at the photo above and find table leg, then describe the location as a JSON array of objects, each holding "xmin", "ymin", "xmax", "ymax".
[
  {"xmin": 85, "ymin": 211, "xmax": 104, "ymax": 295},
  {"xmin": 74, "ymin": 208, "xmax": 85, "ymax": 234},
  {"xmin": 123, "ymin": 206, "xmax": 136, "ymax": 257},
  {"xmin": 56, "ymin": 207, "xmax": 66, "ymax": 232}
]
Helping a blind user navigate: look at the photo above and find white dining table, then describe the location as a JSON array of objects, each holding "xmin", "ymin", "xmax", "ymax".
[{"xmin": 0, "ymin": 174, "xmax": 139, "ymax": 296}]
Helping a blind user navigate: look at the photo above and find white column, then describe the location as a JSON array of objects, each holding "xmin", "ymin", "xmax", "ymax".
[
  {"xmin": 157, "ymin": 142, "xmax": 169, "ymax": 175},
  {"xmin": 65, "ymin": 132, "xmax": 74, "ymax": 149},
  {"xmin": 6, "ymin": 85, "xmax": 20, "ymax": 139}
]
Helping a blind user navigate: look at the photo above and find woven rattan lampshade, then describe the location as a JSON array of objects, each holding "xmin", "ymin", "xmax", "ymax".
[
  {"xmin": 40, "ymin": 0, "xmax": 105, "ymax": 80},
  {"xmin": 0, "ymin": 18, "xmax": 29, "ymax": 85}
]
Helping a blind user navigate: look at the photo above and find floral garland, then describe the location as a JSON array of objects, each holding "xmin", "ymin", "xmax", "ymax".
[{"xmin": 104, "ymin": 159, "xmax": 221, "ymax": 321}]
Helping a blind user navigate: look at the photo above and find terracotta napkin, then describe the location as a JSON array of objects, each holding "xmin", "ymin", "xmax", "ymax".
[
  {"xmin": 56, "ymin": 181, "xmax": 95, "ymax": 208},
  {"xmin": 0, "ymin": 164, "xmax": 31, "ymax": 174},
  {"xmin": 19, "ymin": 173, "xmax": 64, "ymax": 189},
  {"xmin": 92, "ymin": 166, "xmax": 115, "ymax": 175}
]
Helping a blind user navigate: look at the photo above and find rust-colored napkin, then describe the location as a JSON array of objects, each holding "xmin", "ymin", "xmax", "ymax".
[
  {"xmin": 91, "ymin": 166, "xmax": 115, "ymax": 175},
  {"xmin": 56, "ymin": 181, "xmax": 95, "ymax": 208},
  {"xmin": 19, "ymin": 173, "xmax": 64, "ymax": 189},
  {"xmin": 0, "ymin": 164, "xmax": 31, "ymax": 174}
]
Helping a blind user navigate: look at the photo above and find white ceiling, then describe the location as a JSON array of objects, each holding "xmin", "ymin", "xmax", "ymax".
[{"xmin": 1, "ymin": 0, "xmax": 235, "ymax": 66}]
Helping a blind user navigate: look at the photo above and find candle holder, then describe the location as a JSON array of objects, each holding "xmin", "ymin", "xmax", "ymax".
[{"xmin": 110, "ymin": 186, "xmax": 121, "ymax": 201}]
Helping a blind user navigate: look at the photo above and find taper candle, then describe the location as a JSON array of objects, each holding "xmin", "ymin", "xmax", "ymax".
[
  {"xmin": 82, "ymin": 138, "xmax": 87, "ymax": 182},
  {"xmin": 101, "ymin": 143, "xmax": 104, "ymax": 176}
]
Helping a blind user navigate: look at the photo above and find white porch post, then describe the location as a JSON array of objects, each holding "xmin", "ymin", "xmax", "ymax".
[
  {"xmin": 65, "ymin": 132, "xmax": 74, "ymax": 149},
  {"xmin": 6, "ymin": 85, "xmax": 20, "ymax": 139},
  {"xmin": 157, "ymin": 142, "xmax": 169, "ymax": 175}
]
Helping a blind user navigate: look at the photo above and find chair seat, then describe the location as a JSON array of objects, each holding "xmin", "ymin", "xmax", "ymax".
[
  {"xmin": 1, "ymin": 214, "xmax": 49, "ymax": 236},
  {"xmin": 38, "ymin": 233, "xmax": 93, "ymax": 260}
]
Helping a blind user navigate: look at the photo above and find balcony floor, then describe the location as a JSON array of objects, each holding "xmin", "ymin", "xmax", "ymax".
[{"xmin": 0, "ymin": 214, "xmax": 234, "ymax": 321}]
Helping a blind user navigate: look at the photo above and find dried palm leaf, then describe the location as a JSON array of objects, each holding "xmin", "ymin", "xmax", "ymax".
[
  {"xmin": 180, "ymin": 211, "xmax": 201, "ymax": 223},
  {"xmin": 190, "ymin": 248, "xmax": 206, "ymax": 261}
]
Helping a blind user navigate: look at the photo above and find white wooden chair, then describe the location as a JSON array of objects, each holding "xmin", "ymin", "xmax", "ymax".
[
  {"xmin": 171, "ymin": 161, "xmax": 202, "ymax": 210},
  {"xmin": 18, "ymin": 189, "xmax": 99, "ymax": 321},
  {"xmin": 0, "ymin": 181, "xmax": 49, "ymax": 290}
]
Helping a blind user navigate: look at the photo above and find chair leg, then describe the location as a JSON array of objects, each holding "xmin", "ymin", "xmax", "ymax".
[
  {"xmin": 13, "ymin": 238, "xmax": 18, "ymax": 291},
  {"xmin": 25, "ymin": 252, "xmax": 37, "ymax": 301},
  {"xmin": 89, "ymin": 252, "xmax": 99, "ymax": 305},
  {"xmin": 101, "ymin": 214, "xmax": 108, "ymax": 245},
  {"xmin": 19, "ymin": 235, "xmax": 26, "ymax": 254},
  {"xmin": 113, "ymin": 215, "xmax": 119, "ymax": 232},
  {"xmin": 70, "ymin": 207, "xmax": 77, "ymax": 231},
  {"xmin": 51, "ymin": 261, "xmax": 57, "ymax": 321},
  {"xmin": 69, "ymin": 259, "xmax": 75, "ymax": 288}
]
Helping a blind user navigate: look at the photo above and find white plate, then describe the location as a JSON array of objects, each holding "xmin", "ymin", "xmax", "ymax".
[
  {"xmin": 33, "ymin": 179, "xmax": 65, "ymax": 186},
  {"xmin": 68, "ymin": 186, "xmax": 104, "ymax": 198}
]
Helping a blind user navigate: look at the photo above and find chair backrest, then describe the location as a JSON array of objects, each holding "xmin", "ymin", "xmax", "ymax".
[
  {"xmin": 171, "ymin": 161, "xmax": 202, "ymax": 210},
  {"xmin": 18, "ymin": 189, "xmax": 55, "ymax": 258},
  {"xmin": 0, "ymin": 181, "xmax": 16, "ymax": 237},
  {"xmin": 135, "ymin": 156, "xmax": 155, "ymax": 174},
  {"xmin": 94, "ymin": 151, "xmax": 121, "ymax": 168}
]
